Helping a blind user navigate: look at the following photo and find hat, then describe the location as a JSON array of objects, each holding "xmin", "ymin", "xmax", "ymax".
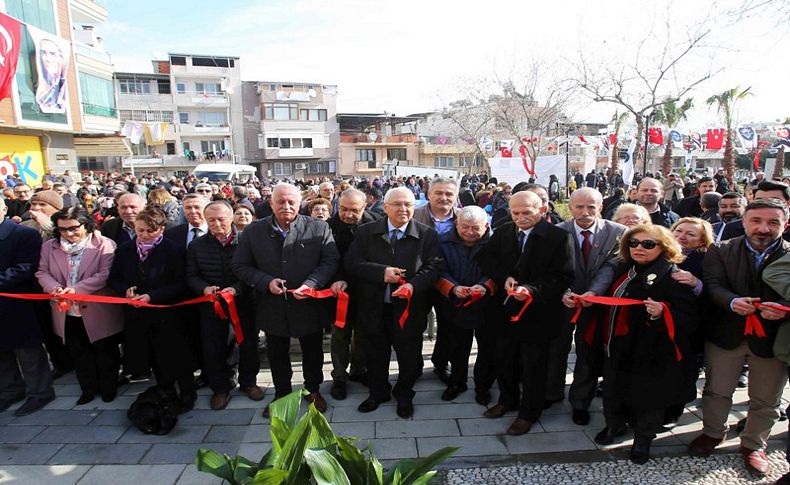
[
  {"xmin": 30, "ymin": 190, "xmax": 63, "ymax": 210},
  {"xmin": 235, "ymin": 200, "xmax": 255, "ymax": 215}
]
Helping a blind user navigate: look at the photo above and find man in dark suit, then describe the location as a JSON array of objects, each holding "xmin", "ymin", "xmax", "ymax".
[
  {"xmin": 365, "ymin": 187, "xmax": 385, "ymax": 219},
  {"xmin": 478, "ymin": 191, "xmax": 575, "ymax": 435},
  {"xmin": 636, "ymin": 178, "xmax": 679, "ymax": 228},
  {"xmin": 232, "ymin": 183, "xmax": 339, "ymax": 417},
  {"xmin": 545, "ymin": 188, "xmax": 625, "ymax": 425},
  {"xmin": 712, "ymin": 192, "xmax": 746, "ymax": 242},
  {"xmin": 690, "ymin": 198, "xmax": 790, "ymax": 477},
  {"xmin": 720, "ymin": 181, "xmax": 790, "ymax": 242},
  {"xmin": 675, "ymin": 176, "xmax": 716, "ymax": 218},
  {"xmin": 345, "ymin": 187, "xmax": 444, "ymax": 418},
  {"xmin": 0, "ymin": 198, "xmax": 55, "ymax": 416},
  {"xmin": 99, "ymin": 193, "xmax": 145, "ymax": 246}
]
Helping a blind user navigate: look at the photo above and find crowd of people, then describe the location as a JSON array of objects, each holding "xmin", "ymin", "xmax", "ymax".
[{"xmin": 0, "ymin": 166, "xmax": 789, "ymax": 481}]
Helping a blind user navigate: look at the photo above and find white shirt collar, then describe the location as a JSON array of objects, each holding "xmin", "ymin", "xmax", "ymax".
[
  {"xmin": 573, "ymin": 219, "xmax": 599, "ymax": 237},
  {"xmin": 387, "ymin": 220, "xmax": 409, "ymax": 234}
]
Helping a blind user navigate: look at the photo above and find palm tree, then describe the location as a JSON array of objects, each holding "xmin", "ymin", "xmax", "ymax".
[
  {"xmin": 652, "ymin": 98, "xmax": 693, "ymax": 177},
  {"xmin": 610, "ymin": 111, "xmax": 629, "ymax": 172},
  {"xmin": 706, "ymin": 86, "xmax": 752, "ymax": 185}
]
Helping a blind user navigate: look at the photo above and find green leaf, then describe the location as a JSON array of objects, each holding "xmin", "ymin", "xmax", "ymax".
[
  {"xmin": 252, "ymin": 468, "xmax": 289, "ymax": 485},
  {"xmin": 232, "ymin": 455, "xmax": 259, "ymax": 483},
  {"xmin": 194, "ymin": 449, "xmax": 235, "ymax": 483},
  {"xmin": 335, "ymin": 437, "xmax": 367, "ymax": 484},
  {"xmin": 306, "ymin": 406, "xmax": 337, "ymax": 450},
  {"xmin": 274, "ymin": 405, "xmax": 313, "ymax": 484},
  {"xmin": 367, "ymin": 452, "xmax": 384, "ymax": 485},
  {"xmin": 269, "ymin": 390, "xmax": 305, "ymax": 429},
  {"xmin": 409, "ymin": 471, "xmax": 437, "ymax": 485},
  {"xmin": 269, "ymin": 416, "xmax": 291, "ymax": 452},
  {"xmin": 303, "ymin": 448, "xmax": 352, "ymax": 485},
  {"xmin": 259, "ymin": 449, "xmax": 278, "ymax": 468},
  {"xmin": 400, "ymin": 447, "xmax": 458, "ymax": 485}
]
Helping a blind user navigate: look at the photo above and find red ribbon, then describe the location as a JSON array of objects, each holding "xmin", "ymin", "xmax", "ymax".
[
  {"xmin": 0, "ymin": 290, "xmax": 245, "ymax": 344},
  {"xmin": 519, "ymin": 143, "xmax": 536, "ymax": 176},
  {"xmin": 460, "ymin": 289, "xmax": 485, "ymax": 308},
  {"xmin": 287, "ymin": 287, "xmax": 350, "ymax": 329},
  {"xmin": 744, "ymin": 302, "xmax": 790, "ymax": 338},
  {"xmin": 391, "ymin": 277, "xmax": 412, "ymax": 329},
  {"xmin": 506, "ymin": 288, "xmax": 533, "ymax": 322},
  {"xmin": 570, "ymin": 295, "xmax": 682, "ymax": 362}
]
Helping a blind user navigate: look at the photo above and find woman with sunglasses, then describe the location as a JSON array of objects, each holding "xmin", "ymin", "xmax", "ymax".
[
  {"xmin": 35, "ymin": 207, "xmax": 123, "ymax": 405},
  {"xmin": 108, "ymin": 207, "xmax": 196, "ymax": 413},
  {"xmin": 594, "ymin": 224, "xmax": 699, "ymax": 465}
]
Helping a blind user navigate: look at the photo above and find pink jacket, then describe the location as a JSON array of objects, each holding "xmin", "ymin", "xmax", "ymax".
[{"xmin": 35, "ymin": 233, "xmax": 123, "ymax": 343}]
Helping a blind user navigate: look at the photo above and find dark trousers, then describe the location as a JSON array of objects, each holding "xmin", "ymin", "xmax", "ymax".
[
  {"xmin": 602, "ymin": 359, "xmax": 664, "ymax": 442},
  {"xmin": 446, "ymin": 324, "xmax": 496, "ymax": 390},
  {"xmin": 545, "ymin": 319, "xmax": 574, "ymax": 401},
  {"xmin": 266, "ymin": 331, "xmax": 324, "ymax": 398},
  {"xmin": 0, "ymin": 345, "xmax": 54, "ymax": 400},
  {"xmin": 365, "ymin": 304, "xmax": 424, "ymax": 404},
  {"xmin": 65, "ymin": 316, "xmax": 121, "ymax": 397},
  {"xmin": 495, "ymin": 335, "xmax": 549, "ymax": 422},
  {"xmin": 39, "ymin": 302, "xmax": 72, "ymax": 372},
  {"xmin": 430, "ymin": 305, "xmax": 451, "ymax": 371},
  {"xmin": 568, "ymin": 321, "xmax": 604, "ymax": 411},
  {"xmin": 330, "ymin": 320, "xmax": 366, "ymax": 382},
  {"xmin": 201, "ymin": 314, "xmax": 259, "ymax": 394}
]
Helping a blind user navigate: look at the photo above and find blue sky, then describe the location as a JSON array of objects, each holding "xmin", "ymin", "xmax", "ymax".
[{"xmin": 99, "ymin": 0, "xmax": 788, "ymax": 127}]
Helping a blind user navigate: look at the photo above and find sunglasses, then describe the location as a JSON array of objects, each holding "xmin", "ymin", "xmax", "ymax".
[
  {"xmin": 56, "ymin": 224, "xmax": 83, "ymax": 233},
  {"xmin": 628, "ymin": 239, "xmax": 658, "ymax": 250}
]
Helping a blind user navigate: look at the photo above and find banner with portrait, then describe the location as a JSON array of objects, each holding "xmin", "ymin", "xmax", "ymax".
[{"xmin": 27, "ymin": 25, "xmax": 70, "ymax": 114}]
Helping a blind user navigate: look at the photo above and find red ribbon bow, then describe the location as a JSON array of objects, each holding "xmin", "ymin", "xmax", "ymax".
[
  {"xmin": 744, "ymin": 302, "xmax": 790, "ymax": 338},
  {"xmin": 460, "ymin": 289, "xmax": 485, "ymax": 308},
  {"xmin": 391, "ymin": 277, "xmax": 412, "ymax": 329},
  {"xmin": 506, "ymin": 287, "xmax": 533, "ymax": 322},
  {"xmin": 570, "ymin": 295, "xmax": 682, "ymax": 362},
  {"xmin": 287, "ymin": 287, "xmax": 350, "ymax": 329}
]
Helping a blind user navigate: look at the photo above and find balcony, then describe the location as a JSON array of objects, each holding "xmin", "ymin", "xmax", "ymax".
[
  {"xmin": 173, "ymin": 92, "xmax": 228, "ymax": 108},
  {"xmin": 264, "ymin": 147, "xmax": 314, "ymax": 159},
  {"xmin": 70, "ymin": 0, "xmax": 108, "ymax": 23},
  {"xmin": 82, "ymin": 103, "xmax": 116, "ymax": 118},
  {"xmin": 121, "ymin": 155, "xmax": 192, "ymax": 169},
  {"xmin": 178, "ymin": 124, "xmax": 231, "ymax": 136},
  {"xmin": 340, "ymin": 134, "xmax": 417, "ymax": 144}
]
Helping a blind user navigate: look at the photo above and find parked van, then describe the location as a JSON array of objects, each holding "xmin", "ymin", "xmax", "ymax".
[{"xmin": 191, "ymin": 164, "xmax": 258, "ymax": 183}]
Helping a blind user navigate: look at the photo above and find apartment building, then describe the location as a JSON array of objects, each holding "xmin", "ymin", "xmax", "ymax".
[
  {"xmin": 251, "ymin": 81, "xmax": 339, "ymax": 180},
  {"xmin": 337, "ymin": 113, "xmax": 421, "ymax": 177},
  {"xmin": 115, "ymin": 53, "xmax": 244, "ymax": 177},
  {"xmin": 0, "ymin": 0, "xmax": 122, "ymax": 184}
]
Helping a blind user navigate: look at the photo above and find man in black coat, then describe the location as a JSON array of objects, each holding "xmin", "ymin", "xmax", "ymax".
[
  {"xmin": 99, "ymin": 193, "xmax": 145, "ymax": 246},
  {"xmin": 186, "ymin": 201, "xmax": 263, "ymax": 410},
  {"xmin": 720, "ymin": 181, "xmax": 790, "ymax": 242},
  {"xmin": 344, "ymin": 187, "xmax": 444, "ymax": 419},
  {"xmin": 636, "ymin": 178, "xmax": 679, "ymax": 228},
  {"xmin": 232, "ymin": 183, "xmax": 339, "ymax": 416},
  {"xmin": 675, "ymin": 176, "xmax": 715, "ymax": 218},
  {"xmin": 478, "ymin": 191, "xmax": 575, "ymax": 435},
  {"xmin": 690, "ymin": 198, "xmax": 790, "ymax": 477},
  {"xmin": 326, "ymin": 189, "xmax": 377, "ymax": 400},
  {"xmin": 0, "ymin": 199, "xmax": 54, "ymax": 416}
]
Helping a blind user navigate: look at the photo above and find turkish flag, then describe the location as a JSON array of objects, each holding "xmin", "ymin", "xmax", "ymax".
[
  {"xmin": 0, "ymin": 12, "xmax": 22, "ymax": 101},
  {"xmin": 500, "ymin": 147, "xmax": 513, "ymax": 158},
  {"xmin": 706, "ymin": 128, "xmax": 725, "ymax": 150},
  {"xmin": 609, "ymin": 133, "xmax": 617, "ymax": 145},
  {"xmin": 648, "ymin": 127, "xmax": 664, "ymax": 145},
  {"xmin": 753, "ymin": 150, "xmax": 761, "ymax": 171}
]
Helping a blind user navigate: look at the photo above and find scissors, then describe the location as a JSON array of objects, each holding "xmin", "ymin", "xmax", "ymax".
[{"xmin": 280, "ymin": 281, "xmax": 288, "ymax": 300}]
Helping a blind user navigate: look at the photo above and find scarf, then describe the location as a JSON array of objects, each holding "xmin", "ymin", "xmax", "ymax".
[
  {"xmin": 60, "ymin": 235, "xmax": 91, "ymax": 316},
  {"xmin": 215, "ymin": 228, "xmax": 237, "ymax": 247},
  {"xmin": 136, "ymin": 234, "xmax": 164, "ymax": 262}
]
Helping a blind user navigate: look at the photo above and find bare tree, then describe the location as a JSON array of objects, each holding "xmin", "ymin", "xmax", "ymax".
[
  {"xmin": 576, "ymin": 19, "xmax": 719, "ymax": 176},
  {"xmin": 610, "ymin": 111, "xmax": 630, "ymax": 173}
]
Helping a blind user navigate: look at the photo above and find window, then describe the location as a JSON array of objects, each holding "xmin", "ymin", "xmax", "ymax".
[
  {"xmin": 182, "ymin": 142, "xmax": 191, "ymax": 151},
  {"xmin": 196, "ymin": 111, "xmax": 227, "ymax": 126},
  {"xmin": 267, "ymin": 138, "xmax": 278, "ymax": 148},
  {"xmin": 387, "ymin": 148, "xmax": 407, "ymax": 161},
  {"xmin": 434, "ymin": 156, "xmax": 454, "ymax": 168},
  {"xmin": 280, "ymin": 138, "xmax": 291, "ymax": 149},
  {"xmin": 120, "ymin": 110, "xmax": 174, "ymax": 123},
  {"xmin": 179, "ymin": 112, "xmax": 190, "ymax": 124},
  {"xmin": 195, "ymin": 82, "xmax": 222, "ymax": 94},
  {"xmin": 192, "ymin": 57, "xmax": 232, "ymax": 67},
  {"xmin": 200, "ymin": 140, "xmax": 226, "ymax": 153},
  {"xmin": 292, "ymin": 138, "xmax": 303, "ymax": 148},
  {"xmin": 273, "ymin": 162, "xmax": 293, "ymax": 176},
  {"xmin": 356, "ymin": 149, "xmax": 376, "ymax": 162},
  {"xmin": 299, "ymin": 108, "xmax": 328, "ymax": 121},
  {"xmin": 307, "ymin": 162, "xmax": 324, "ymax": 174},
  {"xmin": 78, "ymin": 157, "xmax": 103, "ymax": 171},
  {"xmin": 170, "ymin": 56, "xmax": 187, "ymax": 65},
  {"xmin": 264, "ymin": 104, "xmax": 299, "ymax": 120},
  {"xmin": 459, "ymin": 156, "xmax": 477, "ymax": 167},
  {"xmin": 303, "ymin": 138, "xmax": 313, "ymax": 148},
  {"xmin": 176, "ymin": 83, "xmax": 186, "ymax": 94},
  {"xmin": 166, "ymin": 142, "xmax": 176, "ymax": 155},
  {"xmin": 157, "ymin": 80, "xmax": 171, "ymax": 94},
  {"xmin": 80, "ymin": 73, "xmax": 116, "ymax": 117},
  {"xmin": 119, "ymin": 80, "xmax": 151, "ymax": 95}
]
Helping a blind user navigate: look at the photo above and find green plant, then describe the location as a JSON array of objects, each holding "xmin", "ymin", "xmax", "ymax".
[{"xmin": 195, "ymin": 390, "xmax": 458, "ymax": 485}]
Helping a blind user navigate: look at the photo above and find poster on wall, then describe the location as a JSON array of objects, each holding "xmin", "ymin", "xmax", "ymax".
[
  {"xmin": 27, "ymin": 25, "xmax": 70, "ymax": 114},
  {"xmin": 487, "ymin": 154, "xmax": 566, "ymax": 188},
  {"xmin": 0, "ymin": 135, "xmax": 46, "ymax": 187}
]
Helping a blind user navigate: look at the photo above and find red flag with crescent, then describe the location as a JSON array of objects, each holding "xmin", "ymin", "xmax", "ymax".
[{"xmin": 0, "ymin": 12, "xmax": 22, "ymax": 101}]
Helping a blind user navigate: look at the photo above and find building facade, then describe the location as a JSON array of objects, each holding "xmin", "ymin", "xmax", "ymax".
[
  {"xmin": 1, "ymin": 0, "xmax": 122, "ymax": 185},
  {"xmin": 337, "ymin": 114, "xmax": 422, "ymax": 177}
]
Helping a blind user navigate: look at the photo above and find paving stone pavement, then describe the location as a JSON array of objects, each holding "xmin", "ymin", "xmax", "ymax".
[{"xmin": 0, "ymin": 338, "xmax": 787, "ymax": 484}]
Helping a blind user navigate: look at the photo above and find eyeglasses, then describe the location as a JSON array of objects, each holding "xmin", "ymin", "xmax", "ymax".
[
  {"xmin": 56, "ymin": 224, "xmax": 83, "ymax": 233},
  {"xmin": 627, "ymin": 239, "xmax": 658, "ymax": 250},
  {"xmin": 196, "ymin": 189, "xmax": 212, "ymax": 193},
  {"xmin": 14, "ymin": 189, "xmax": 30, "ymax": 194}
]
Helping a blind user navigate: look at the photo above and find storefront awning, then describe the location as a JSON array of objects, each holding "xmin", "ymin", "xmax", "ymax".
[{"xmin": 73, "ymin": 136, "xmax": 132, "ymax": 157}]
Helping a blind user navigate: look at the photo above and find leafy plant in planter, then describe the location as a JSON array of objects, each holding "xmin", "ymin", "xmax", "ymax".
[{"xmin": 195, "ymin": 390, "xmax": 457, "ymax": 484}]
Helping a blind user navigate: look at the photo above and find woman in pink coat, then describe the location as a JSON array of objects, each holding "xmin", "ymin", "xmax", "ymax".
[{"xmin": 36, "ymin": 207, "xmax": 123, "ymax": 405}]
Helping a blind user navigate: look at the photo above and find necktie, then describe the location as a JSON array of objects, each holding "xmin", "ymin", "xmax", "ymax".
[
  {"xmin": 385, "ymin": 229, "xmax": 400, "ymax": 303},
  {"xmin": 390, "ymin": 229, "xmax": 400, "ymax": 246},
  {"xmin": 517, "ymin": 231, "xmax": 526, "ymax": 253},
  {"xmin": 581, "ymin": 230, "xmax": 592, "ymax": 267},
  {"xmin": 190, "ymin": 227, "xmax": 201, "ymax": 245}
]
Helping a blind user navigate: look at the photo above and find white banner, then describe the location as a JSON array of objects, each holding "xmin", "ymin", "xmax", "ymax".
[
  {"xmin": 622, "ymin": 137, "xmax": 637, "ymax": 186},
  {"xmin": 28, "ymin": 25, "xmax": 70, "ymax": 114},
  {"xmin": 487, "ymin": 154, "xmax": 566, "ymax": 188}
]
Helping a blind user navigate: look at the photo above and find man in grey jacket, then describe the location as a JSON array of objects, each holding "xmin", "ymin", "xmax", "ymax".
[{"xmin": 232, "ymin": 183, "xmax": 339, "ymax": 417}]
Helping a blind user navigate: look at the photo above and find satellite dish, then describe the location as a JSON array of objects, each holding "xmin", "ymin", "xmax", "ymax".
[
  {"xmin": 368, "ymin": 132, "xmax": 378, "ymax": 142},
  {"xmin": 307, "ymin": 89, "xmax": 316, "ymax": 97}
]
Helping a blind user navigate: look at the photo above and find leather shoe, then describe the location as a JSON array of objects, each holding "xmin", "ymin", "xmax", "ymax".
[
  {"xmin": 101, "ymin": 390, "xmax": 117, "ymax": 403},
  {"xmin": 740, "ymin": 446, "xmax": 770, "ymax": 476},
  {"xmin": 240, "ymin": 386, "xmax": 265, "ymax": 401},
  {"xmin": 305, "ymin": 392, "xmax": 327, "ymax": 413},
  {"xmin": 50, "ymin": 367, "xmax": 71, "ymax": 381},
  {"xmin": 475, "ymin": 389, "xmax": 491, "ymax": 406},
  {"xmin": 331, "ymin": 381, "xmax": 347, "ymax": 401},
  {"xmin": 193, "ymin": 373, "xmax": 208, "ymax": 390},
  {"xmin": 506, "ymin": 418, "xmax": 534, "ymax": 435},
  {"xmin": 483, "ymin": 403, "xmax": 514, "ymax": 418},
  {"xmin": 76, "ymin": 393, "xmax": 95, "ymax": 405},
  {"xmin": 572, "ymin": 409, "xmax": 591, "ymax": 426},
  {"xmin": 543, "ymin": 397, "xmax": 563, "ymax": 410},
  {"xmin": 688, "ymin": 433, "xmax": 724, "ymax": 457},
  {"xmin": 14, "ymin": 395, "xmax": 55, "ymax": 417},
  {"xmin": 594, "ymin": 426, "xmax": 627, "ymax": 445},
  {"xmin": 396, "ymin": 401, "xmax": 414, "ymax": 419},
  {"xmin": 0, "ymin": 394, "xmax": 25, "ymax": 413},
  {"xmin": 262, "ymin": 405, "xmax": 271, "ymax": 419},
  {"xmin": 433, "ymin": 366, "xmax": 451, "ymax": 384},
  {"xmin": 358, "ymin": 397, "xmax": 382, "ymax": 413},
  {"xmin": 441, "ymin": 385, "xmax": 467, "ymax": 401},
  {"xmin": 630, "ymin": 440, "xmax": 652, "ymax": 465},
  {"xmin": 210, "ymin": 393, "xmax": 231, "ymax": 410},
  {"xmin": 348, "ymin": 373, "xmax": 369, "ymax": 387}
]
